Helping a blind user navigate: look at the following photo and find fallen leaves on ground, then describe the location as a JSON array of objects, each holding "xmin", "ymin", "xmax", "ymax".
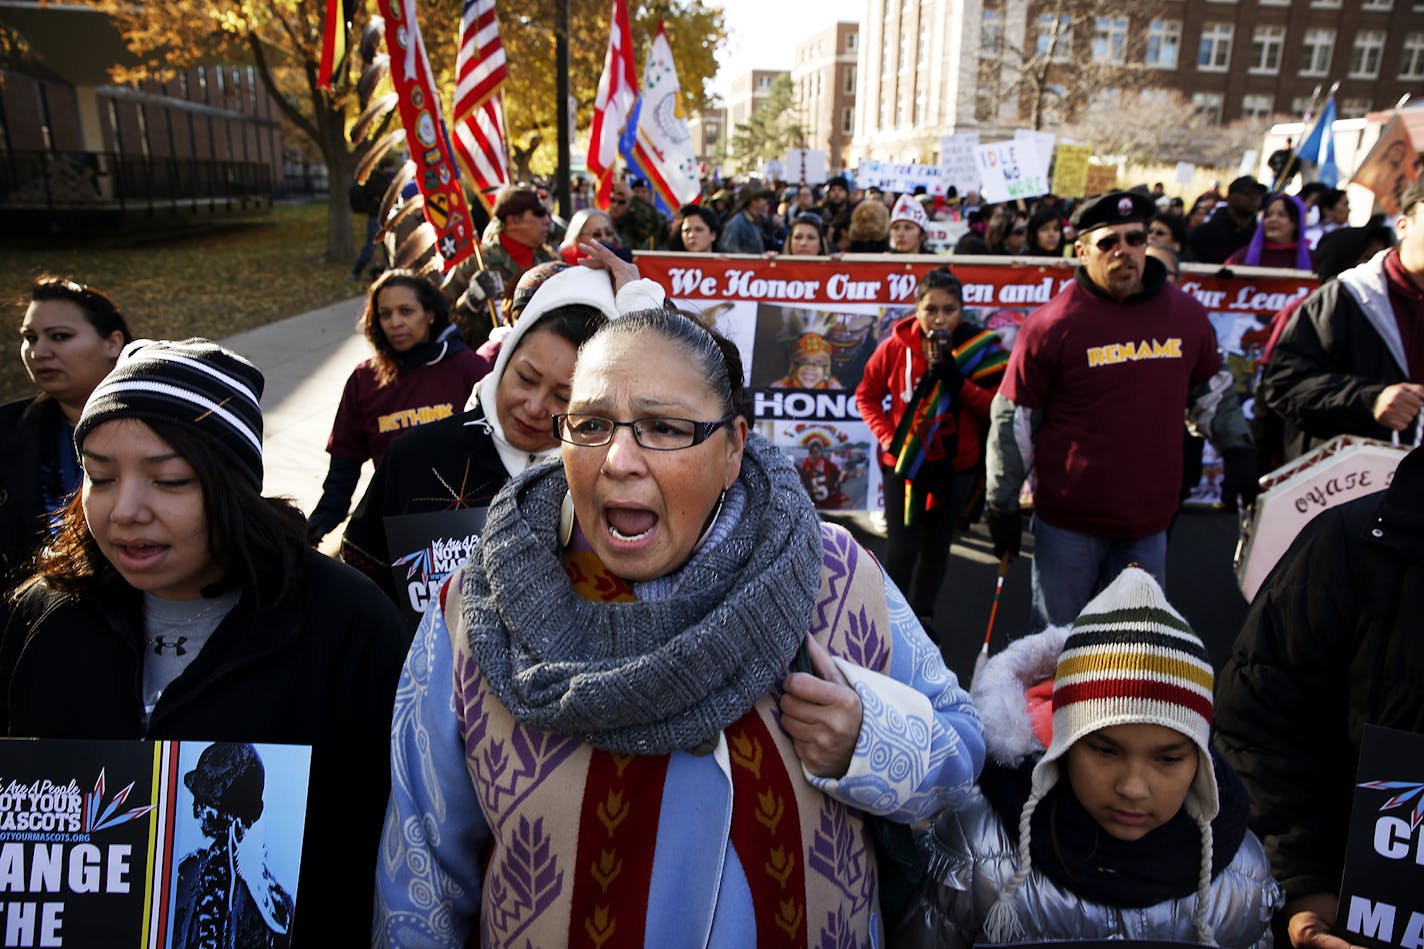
[{"xmin": 1, "ymin": 201, "xmax": 368, "ymax": 403}]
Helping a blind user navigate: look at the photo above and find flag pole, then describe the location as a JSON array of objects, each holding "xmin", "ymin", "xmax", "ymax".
[{"xmin": 555, "ymin": 0, "xmax": 572, "ymax": 220}]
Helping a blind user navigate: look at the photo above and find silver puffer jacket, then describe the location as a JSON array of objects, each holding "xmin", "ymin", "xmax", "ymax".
[{"xmin": 895, "ymin": 627, "xmax": 1283, "ymax": 948}]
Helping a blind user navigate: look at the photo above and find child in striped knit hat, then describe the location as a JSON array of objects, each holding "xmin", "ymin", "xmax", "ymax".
[{"xmin": 897, "ymin": 567, "xmax": 1282, "ymax": 947}]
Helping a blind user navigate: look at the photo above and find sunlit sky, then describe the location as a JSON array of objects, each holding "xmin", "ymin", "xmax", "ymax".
[{"xmin": 710, "ymin": 0, "xmax": 867, "ymax": 99}]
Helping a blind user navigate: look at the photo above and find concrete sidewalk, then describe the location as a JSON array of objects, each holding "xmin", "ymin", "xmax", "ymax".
[{"xmin": 222, "ymin": 296, "xmax": 371, "ymax": 540}]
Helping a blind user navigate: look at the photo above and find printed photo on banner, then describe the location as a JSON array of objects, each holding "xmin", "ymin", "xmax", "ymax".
[
  {"xmin": 0, "ymin": 737, "xmax": 312, "ymax": 948},
  {"xmin": 746, "ymin": 302, "xmax": 897, "ymax": 392},
  {"xmin": 760, "ymin": 420, "xmax": 877, "ymax": 512}
]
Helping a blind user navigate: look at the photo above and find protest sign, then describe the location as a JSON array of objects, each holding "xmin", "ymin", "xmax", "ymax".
[
  {"xmin": 385, "ymin": 507, "xmax": 487, "ymax": 628},
  {"xmin": 975, "ymin": 140, "xmax": 1050, "ymax": 202},
  {"xmin": 784, "ymin": 148, "xmax": 828, "ymax": 186},
  {"xmin": 1336, "ymin": 725, "xmax": 1424, "ymax": 949},
  {"xmin": 1052, "ymin": 145, "xmax": 1092, "ymax": 198},
  {"xmin": 0, "ymin": 738, "xmax": 311, "ymax": 948},
  {"xmin": 634, "ymin": 253, "xmax": 1316, "ymax": 512},
  {"xmin": 1175, "ymin": 161, "xmax": 1196, "ymax": 186},
  {"xmin": 1084, "ymin": 163, "xmax": 1119, "ymax": 195},
  {"xmin": 856, "ymin": 161, "xmax": 954, "ymax": 196},
  {"xmin": 939, "ymin": 133, "xmax": 982, "ymax": 195}
]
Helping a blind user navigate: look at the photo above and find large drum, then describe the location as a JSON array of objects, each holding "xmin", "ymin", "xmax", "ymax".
[{"xmin": 1236, "ymin": 435, "xmax": 1409, "ymax": 602}]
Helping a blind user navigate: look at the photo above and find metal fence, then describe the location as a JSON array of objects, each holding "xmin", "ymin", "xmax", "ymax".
[{"xmin": 0, "ymin": 149, "xmax": 273, "ymax": 220}]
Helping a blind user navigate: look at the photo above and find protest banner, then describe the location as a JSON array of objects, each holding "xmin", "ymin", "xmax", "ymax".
[
  {"xmin": 384, "ymin": 507, "xmax": 488, "ymax": 628},
  {"xmin": 1336, "ymin": 725, "xmax": 1424, "ymax": 949},
  {"xmin": 976, "ymin": 139, "xmax": 1050, "ymax": 203},
  {"xmin": 939, "ymin": 132, "xmax": 982, "ymax": 195},
  {"xmin": 0, "ymin": 738, "xmax": 311, "ymax": 948},
  {"xmin": 1052, "ymin": 145, "xmax": 1092, "ymax": 198},
  {"xmin": 1084, "ymin": 163, "xmax": 1119, "ymax": 195},
  {"xmin": 634, "ymin": 253, "xmax": 1317, "ymax": 512}
]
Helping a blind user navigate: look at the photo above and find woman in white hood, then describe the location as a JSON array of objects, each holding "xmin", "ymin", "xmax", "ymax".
[{"xmin": 339, "ymin": 247, "xmax": 665, "ymax": 608}]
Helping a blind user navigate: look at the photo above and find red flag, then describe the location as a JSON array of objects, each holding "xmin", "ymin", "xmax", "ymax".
[
  {"xmin": 586, "ymin": 0, "xmax": 637, "ymax": 209},
  {"xmin": 318, "ymin": 0, "xmax": 348, "ymax": 91},
  {"xmin": 451, "ymin": 0, "xmax": 509, "ymax": 212},
  {"xmin": 377, "ymin": 0, "xmax": 477, "ymax": 270}
]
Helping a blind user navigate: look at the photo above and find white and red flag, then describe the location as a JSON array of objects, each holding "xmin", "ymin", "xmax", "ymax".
[
  {"xmin": 587, "ymin": 0, "xmax": 637, "ymax": 209},
  {"xmin": 628, "ymin": 23, "xmax": 701, "ymax": 215},
  {"xmin": 452, "ymin": 0, "xmax": 510, "ymax": 213}
]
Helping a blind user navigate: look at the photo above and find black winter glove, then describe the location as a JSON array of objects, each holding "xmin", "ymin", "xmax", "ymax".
[
  {"xmin": 1219, "ymin": 447, "xmax": 1260, "ymax": 510},
  {"xmin": 934, "ymin": 352, "xmax": 965, "ymax": 394},
  {"xmin": 987, "ymin": 509, "xmax": 1022, "ymax": 559}
]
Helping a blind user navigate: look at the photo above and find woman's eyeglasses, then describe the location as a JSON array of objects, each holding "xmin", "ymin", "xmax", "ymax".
[
  {"xmin": 1092, "ymin": 230, "xmax": 1149, "ymax": 253},
  {"xmin": 554, "ymin": 414, "xmax": 734, "ymax": 451}
]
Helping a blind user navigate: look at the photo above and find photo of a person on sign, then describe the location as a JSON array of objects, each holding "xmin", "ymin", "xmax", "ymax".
[{"xmin": 172, "ymin": 744, "xmax": 293, "ymax": 949}]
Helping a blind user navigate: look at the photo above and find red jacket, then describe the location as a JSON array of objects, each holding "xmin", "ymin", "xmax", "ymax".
[{"xmin": 855, "ymin": 316, "xmax": 996, "ymax": 471}]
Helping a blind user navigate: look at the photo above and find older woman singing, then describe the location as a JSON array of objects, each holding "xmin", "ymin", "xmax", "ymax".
[{"xmin": 374, "ymin": 308, "xmax": 985, "ymax": 947}]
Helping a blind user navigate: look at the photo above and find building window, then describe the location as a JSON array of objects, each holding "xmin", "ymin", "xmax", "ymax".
[
  {"xmin": 1401, "ymin": 32, "xmax": 1424, "ymax": 79},
  {"xmin": 1198, "ymin": 23, "xmax": 1233, "ymax": 71},
  {"xmin": 706, "ymin": 123, "xmax": 719, "ymax": 141},
  {"xmin": 1192, "ymin": 91, "xmax": 1224, "ymax": 125},
  {"xmin": 756, "ymin": 75, "xmax": 771, "ymax": 89},
  {"xmin": 1092, "ymin": 17, "xmax": 1128, "ymax": 64},
  {"xmin": 1290, "ymin": 96, "xmax": 1313, "ymax": 114},
  {"xmin": 1361, "ymin": 0, "xmax": 1392, "ymax": 7},
  {"xmin": 1340, "ymin": 97, "xmax": 1370, "ymax": 117},
  {"xmin": 845, "ymin": 65, "xmax": 856, "ymax": 95},
  {"xmin": 1250, "ymin": 25, "xmax": 1284, "ymax": 73},
  {"xmin": 1349, "ymin": 30, "xmax": 1385, "ymax": 78},
  {"xmin": 1037, "ymin": 14, "xmax": 1073, "ymax": 62},
  {"xmin": 1145, "ymin": 20, "xmax": 1182, "ymax": 69},
  {"xmin": 1242, "ymin": 93, "xmax": 1274, "ymax": 118},
  {"xmin": 1301, "ymin": 28, "xmax": 1334, "ymax": 76},
  {"xmin": 982, "ymin": 9, "xmax": 1003, "ymax": 56},
  {"xmin": 847, "ymin": 32, "xmax": 857, "ymax": 52},
  {"xmin": 842, "ymin": 106, "xmax": 854, "ymax": 134},
  {"xmin": 1310, "ymin": 0, "xmax": 1341, "ymax": 6}
]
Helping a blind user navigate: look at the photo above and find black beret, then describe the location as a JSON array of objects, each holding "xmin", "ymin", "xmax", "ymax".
[{"xmin": 1070, "ymin": 191, "xmax": 1156, "ymax": 234}]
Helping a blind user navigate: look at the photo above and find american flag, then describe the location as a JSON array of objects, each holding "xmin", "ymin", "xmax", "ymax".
[
  {"xmin": 452, "ymin": 0, "xmax": 509, "ymax": 211},
  {"xmin": 587, "ymin": 0, "xmax": 637, "ymax": 209}
]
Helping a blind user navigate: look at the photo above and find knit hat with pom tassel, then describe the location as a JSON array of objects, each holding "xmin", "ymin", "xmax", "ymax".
[{"xmin": 982, "ymin": 566, "xmax": 1218, "ymax": 946}]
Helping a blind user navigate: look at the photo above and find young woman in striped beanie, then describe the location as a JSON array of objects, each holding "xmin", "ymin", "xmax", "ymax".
[
  {"xmin": 898, "ymin": 566, "xmax": 1282, "ymax": 947},
  {"xmin": 0, "ymin": 338, "xmax": 408, "ymax": 946}
]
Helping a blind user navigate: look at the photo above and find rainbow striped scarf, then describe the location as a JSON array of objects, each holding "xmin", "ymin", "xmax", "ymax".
[{"xmin": 888, "ymin": 328, "xmax": 1006, "ymax": 525}]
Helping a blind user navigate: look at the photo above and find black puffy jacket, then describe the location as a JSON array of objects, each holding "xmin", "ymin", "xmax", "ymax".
[
  {"xmin": 1215, "ymin": 444, "xmax": 1424, "ymax": 901},
  {"xmin": 0, "ymin": 550, "xmax": 407, "ymax": 947},
  {"xmin": 1258, "ymin": 253, "xmax": 1409, "ymax": 462}
]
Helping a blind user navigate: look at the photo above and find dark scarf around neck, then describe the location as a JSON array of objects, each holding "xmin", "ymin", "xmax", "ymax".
[{"xmin": 980, "ymin": 748, "xmax": 1250, "ymax": 908}]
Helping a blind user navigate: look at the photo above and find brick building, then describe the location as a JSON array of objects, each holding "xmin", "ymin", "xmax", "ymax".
[
  {"xmin": 847, "ymin": 0, "xmax": 1424, "ymax": 163},
  {"xmin": 0, "ymin": 2, "xmax": 283, "ymax": 229},
  {"xmin": 791, "ymin": 22, "xmax": 860, "ymax": 172}
]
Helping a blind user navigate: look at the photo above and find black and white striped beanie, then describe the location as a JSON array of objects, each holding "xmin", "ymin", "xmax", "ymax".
[{"xmin": 75, "ymin": 338, "xmax": 265, "ymax": 490}]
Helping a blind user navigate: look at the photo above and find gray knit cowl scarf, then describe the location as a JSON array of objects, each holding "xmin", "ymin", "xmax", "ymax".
[{"xmin": 462, "ymin": 433, "xmax": 823, "ymax": 755}]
